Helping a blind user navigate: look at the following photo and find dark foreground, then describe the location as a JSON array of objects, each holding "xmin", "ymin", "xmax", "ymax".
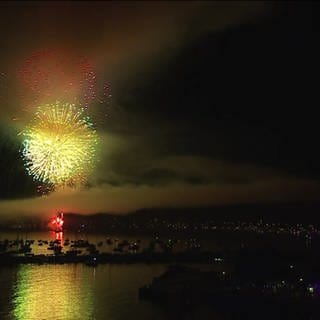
[{"xmin": 139, "ymin": 265, "xmax": 319, "ymax": 320}]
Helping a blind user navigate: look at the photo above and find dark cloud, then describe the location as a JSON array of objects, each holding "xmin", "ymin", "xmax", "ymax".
[
  {"xmin": 113, "ymin": 2, "xmax": 320, "ymax": 180},
  {"xmin": 0, "ymin": 124, "xmax": 37, "ymax": 199},
  {"xmin": 94, "ymin": 169, "xmax": 209, "ymax": 187}
]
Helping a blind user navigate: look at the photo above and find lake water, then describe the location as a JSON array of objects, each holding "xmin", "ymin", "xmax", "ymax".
[
  {"xmin": 0, "ymin": 232, "xmax": 226, "ymax": 319},
  {"xmin": 0, "ymin": 230, "xmax": 312, "ymax": 319},
  {"xmin": 0, "ymin": 264, "xmax": 223, "ymax": 320}
]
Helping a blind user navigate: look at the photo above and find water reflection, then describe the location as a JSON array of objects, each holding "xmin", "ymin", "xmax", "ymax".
[
  {"xmin": 53, "ymin": 231, "xmax": 63, "ymax": 242},
  {"xmin": 7, "ymin": 264, "xmax": 168, "ymax": 320},
  {"xmin": 0, "ymin": 263, "xmax": 226, "ymax": 320},
  {"xmin": 12, "ymin": 265, "xmax": 94, "ymax": 320}
]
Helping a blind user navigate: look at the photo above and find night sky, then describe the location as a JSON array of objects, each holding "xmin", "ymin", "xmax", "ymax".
[{"xmin": 0, "ymin": 1, "xmax": 319, "ymax": 216}]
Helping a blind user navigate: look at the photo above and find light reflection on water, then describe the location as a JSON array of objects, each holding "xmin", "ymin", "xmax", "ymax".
[
  {"xmin": 1, "ymin": 264, "xmax": 168, "ymax": 320},
  {"xmin": 12, "ymin": 265, "xmax": 94, "ymax": 320}
]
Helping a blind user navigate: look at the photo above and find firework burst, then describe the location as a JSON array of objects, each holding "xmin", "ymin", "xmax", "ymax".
[{"xmin": 21, "ymin": 102, "xmax": 98, "ymax": 188}]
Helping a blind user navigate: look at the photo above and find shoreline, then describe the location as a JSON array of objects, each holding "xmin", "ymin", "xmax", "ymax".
[{"xmin": 0, "ymin": 251, "xmax": 223, "ymax": 266}]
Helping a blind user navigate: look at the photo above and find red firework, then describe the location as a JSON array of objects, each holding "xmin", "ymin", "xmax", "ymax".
[
  {"xmin": 18, "ymin": 48, "xmax": 97, "ymax": 109},
  {"xmin": 50, "ymin": 212, "xmax": 64, "ymax": 232}
]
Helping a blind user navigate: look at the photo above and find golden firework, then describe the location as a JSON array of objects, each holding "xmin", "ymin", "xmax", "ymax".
[{"xmin": 21, "ymin": 101, "xmax": 98, "ymax": 187}]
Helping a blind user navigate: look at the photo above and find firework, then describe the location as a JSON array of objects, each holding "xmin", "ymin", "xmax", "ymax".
[
  {"xmin": 21, "ymin": 102, "xmax": 98, "ymax": 187},
  {"xmin": 18, "ymin": 49, "xmax": 97, "ymax": 109},
  {"xmin": 50, "ymin": 212, "xmax": 64, "ymax": 232}
]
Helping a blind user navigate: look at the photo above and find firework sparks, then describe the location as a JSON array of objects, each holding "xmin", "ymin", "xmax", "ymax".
[
  {"xmin": 21, "ymin": 102, "xmax": 98, "ymax": 188},
  {"xmin": 18, "ymin": 49, "xmax": 97, "ymax": 109}
]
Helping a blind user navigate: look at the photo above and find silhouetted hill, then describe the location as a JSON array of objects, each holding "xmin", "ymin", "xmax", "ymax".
[
  {"xmin": 127, "ymin": 202, "xmax": 320, "ymax": 223},
  {"xmin": 1, "ymin": 202, "xmax": 320, "ymax": 232}
]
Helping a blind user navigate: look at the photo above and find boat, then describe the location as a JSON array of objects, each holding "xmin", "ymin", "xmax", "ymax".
[{"xmin": 85, "ymin": 257, "xmax": 98, "ymax": 267}]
